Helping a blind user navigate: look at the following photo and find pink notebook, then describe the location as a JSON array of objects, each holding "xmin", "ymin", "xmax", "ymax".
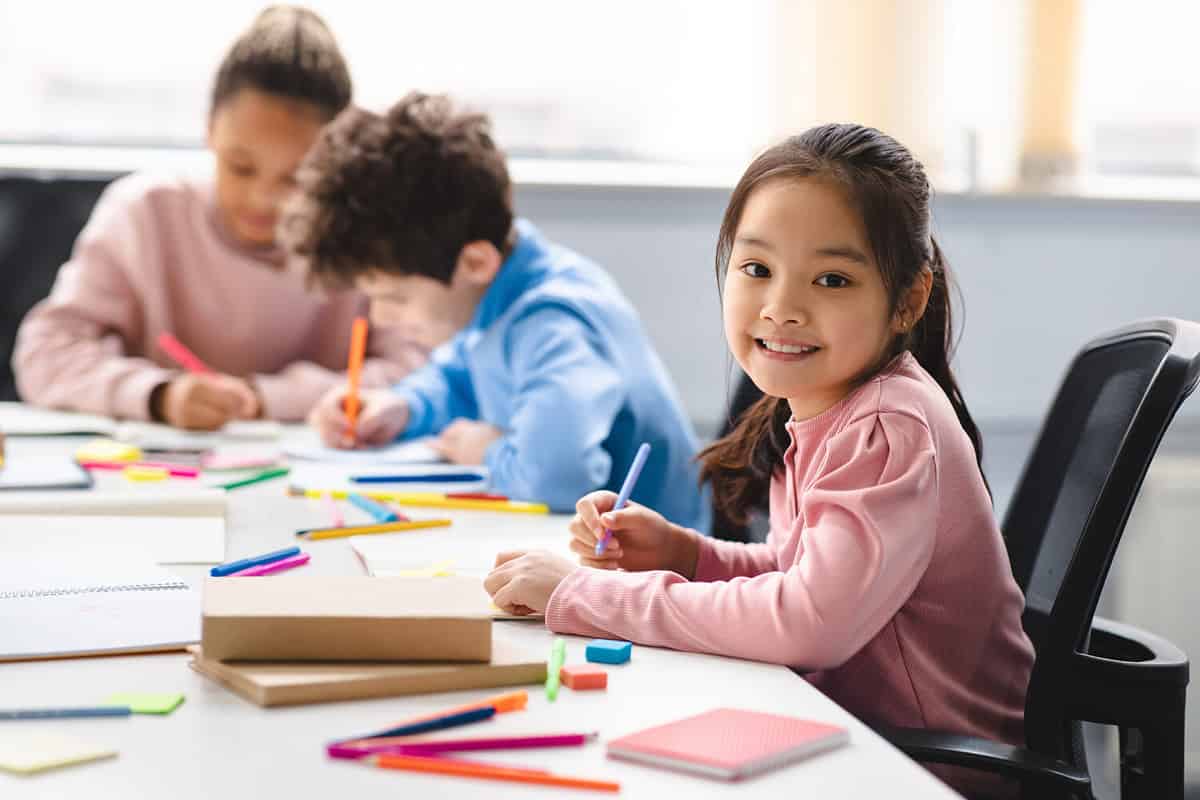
[{"xmin": 606, "ymin": 708, "xmax": 848, "ymax": 780}]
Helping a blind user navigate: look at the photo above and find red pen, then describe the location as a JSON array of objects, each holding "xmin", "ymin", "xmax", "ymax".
[
  {"xmin": 79, "ymin": 460, "xmax": 200, "ymax": 478},
  {"xmin": 158, "ymin": 332, "xmax": 213, "ymax": 374}
]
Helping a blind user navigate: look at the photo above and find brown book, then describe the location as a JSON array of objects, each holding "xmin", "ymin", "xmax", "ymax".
[
  {"xmin": 187, "ymin": 637, "xmax": 547, "ymax": 707},
  {"xmin": 201, "ymin": 576, "xmax": 492, "ymax": 662}
]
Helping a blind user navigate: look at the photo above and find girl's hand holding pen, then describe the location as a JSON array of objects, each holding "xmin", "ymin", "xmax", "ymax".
[{"xmin": 568, "ymin": 490, "xmax": 700, "ymax": 578}]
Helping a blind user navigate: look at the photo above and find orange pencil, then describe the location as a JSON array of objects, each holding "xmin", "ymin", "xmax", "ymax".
[
  {"xmin": 344, "ymin": 316, "xmax": 369, "ymax": 444},
  {"xmin": 370, "ymin": 753, "xmax": 620, "ymax": 793}
]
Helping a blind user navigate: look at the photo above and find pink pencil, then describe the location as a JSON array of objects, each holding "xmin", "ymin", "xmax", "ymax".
[
  {"xmin": 79, "ymin": 460, "xmax": 200, "ymax": 478},
  {"xmin": 328, "ymin": 733, "xmax": 597, "ymax": 760},
  {"xmin": 158, "ymin": 332, "xmax": 213, "ymax": 374},
  {"xmin": 231, "ymin": 553, "xmax": 310, "ymax": 576}
]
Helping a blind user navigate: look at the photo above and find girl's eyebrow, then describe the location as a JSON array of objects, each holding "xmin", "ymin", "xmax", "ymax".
[
  {"xmin": 814, "ymin": 245, "xmax": 869, "ymax": 264},
  {"xmin": 734, "ymin": 234, "xmax": 775, "ymax": 252}
]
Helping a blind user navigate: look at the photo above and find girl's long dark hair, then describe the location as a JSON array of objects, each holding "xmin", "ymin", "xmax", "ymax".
[{"xmin": 699, "ymin": 124, "xmax": 985, "ymax": 524}]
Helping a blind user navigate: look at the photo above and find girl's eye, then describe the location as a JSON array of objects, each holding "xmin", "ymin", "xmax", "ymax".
[
  {"xmin": 740, "ymin": 262, "xmax": 770, "ymax": 279},
  {"xmin": 815, "ymin": 273, "xmax": 851, "ymax": 288}
]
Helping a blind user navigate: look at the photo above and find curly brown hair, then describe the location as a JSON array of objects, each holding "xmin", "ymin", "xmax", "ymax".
[{"xmin": 281, "ymin": 91, "xmax": 513, "ymax": 286}]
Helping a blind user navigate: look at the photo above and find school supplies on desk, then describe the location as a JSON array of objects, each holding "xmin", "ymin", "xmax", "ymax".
[
  {"xmin": 347, "ymin": 491, "xmax": 398, "ymax": 522},
  {"xmin": 231, "ymin": 552, "xmax": 310, "ymax": 576},
  {"xmin": 291, "ymin": 486, "xmax": 548, "ymax": 514},
  {"xmin": 215, "ymin": 466, "xmax": 290, "ymax": 491},
  {"xmin": 0, "ymin": 456, "xmax": 92, "ymax": 491},
  {"xmin": 560, "ymin": 664, "xmax": 607, "ymax": 690},
  {"xmin": 606, "ymin": 708, "xmax": 849, "ymax": 781},
  {"xmin": 0, "ymin": 489, "xmax": 227, "ymax": 564},
  {"xmin": 211, "ymin": 546, "xmax": 301, "ymax": 577},
  {"xmin": 80, "ymin": 460, "xmax": 200, "ymax": 478},
  {"xmin": 101, "ymin": 693, "xmax": 185, "ymax": 715},
  {"xmin": 545, "ymin": 638, "xmax": 566, "ymax": 702},
  {"xmin": 0, "ymin": 559, "xmax": 201, "ymax": 662},
  {"xmin": 0, "ymin": 732, "xmax": 117, "ymax": 775},
  {"xmin": 368, "ymin": 753, "xmax": 620, "ymax": 794},
  {"xmin": 281, "ymin": 430, "xmax": 443, "ymax": 465},
  {"xmin": 200, "ymin": 576, "xmax": 493, "ymax": 662},
  {"xmin": 351, "ymin": 471, "xmax": 487, "ymax": 484},
  {"xmin": 344, "ymin": 316, "xmax": 369, "ymax": 444},
  {"xmin": 74, "ymin": 438, "xmax": 142, "ymax": 463},
  {"xmin": 334, "ymin": 732, "xmax": 596, "ymax": 759},
  {"xmin": 0, "ymin": 706, "xmax": 131, "ymax": 720},
  {"xmin": 158, "ymin": 332, "xmax": 213, "ymax": 374},
  {"xmin": 297, "ymin": 518, "xmax": 452, "ymax": 541},
  {"xmin": 596, "ymin": 441, "xmax": 650, "ymax": 555},
  {"xmin": 586, "ymin": 639, "xmax": 632, "ymax": 664},
  {"xmin": 186, "ymin": 635, "xmax": 546, "ymax": 707},
  {"xmin": 338, "ymin": 690, "xmax": 528, "ymax": 750},
  {"xmin": 342, "ymin": 705, "xmax": 497, "ymax": 745}
]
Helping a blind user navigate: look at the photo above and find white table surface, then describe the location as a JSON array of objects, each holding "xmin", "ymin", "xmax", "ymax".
[{"xmin": 0, "ymin": 432, "xmax": 962, "ymax": 799}]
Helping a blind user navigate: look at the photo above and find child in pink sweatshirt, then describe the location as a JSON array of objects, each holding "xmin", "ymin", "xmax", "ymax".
[
  {"xmin": 13, "ymin": 7, "xmax": 424, "ymax": 428},
  {"xmin": 485, "ymin": 124, "xmax": 1034, "ymax": 790}
]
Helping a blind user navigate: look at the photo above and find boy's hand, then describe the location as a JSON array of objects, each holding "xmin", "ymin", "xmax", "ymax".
[
  {"xmin": 158, "ymin": 373, "xmax": 259, "ymax": 430},
  {"xmin": 432, "ymin": 418, "xmax": 503, "ymax": 464},
  {"xmin": 569, "ymin": 491, "xmax": 700, "ymax": 577},
  {"xmin": 308, "ymin": 386, "xmax": 409, "ymax": 448},
  {"xmin": 484, "ymin": 550, "xmax": 579, "ymax": 615}
]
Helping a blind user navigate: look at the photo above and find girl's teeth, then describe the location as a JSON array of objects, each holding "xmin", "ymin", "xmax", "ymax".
[{"xmin": 762, "ymin": 341, "xmax": 816, "ymax": 354}]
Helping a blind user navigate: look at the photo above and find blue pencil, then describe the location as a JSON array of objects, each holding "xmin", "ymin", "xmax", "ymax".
[
  {"xmin": 350, "ymin": 473, "xmax": 485, "ymax": 484},
  {"xmin": 595, "ymin": 442, "xmax": 651, "ymax": 556},
  {"xmin": 347, "ymin": 492, "xmax": 399, "ymax": 523},
  {"xmin": 0, "ymin": 706, "xmax": 132, "ymax": 720},
  {"xmin": 336, "ymin": 705, "xmax": 496, "ymax": 743},
  {"xmin": 211, "ymin": 546, "xmax": 301, "ymax": 577}
]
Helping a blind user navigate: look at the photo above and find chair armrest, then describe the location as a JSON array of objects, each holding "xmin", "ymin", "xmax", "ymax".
[
  {"xmin": 874, "ymin": 724, "xmax": 1091, "ymax": 792},
  {"xmin": 1086, "ymin": 616, "xmax": 1189, "ymax": 680}
]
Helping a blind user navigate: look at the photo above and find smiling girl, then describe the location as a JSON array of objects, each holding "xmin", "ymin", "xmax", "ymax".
[
  {"xmin": 14, "ymin": 6, "xmax": 424, "ymax": 429},
  {"xmin": 484, "ymin": 125, "xmax": 1034, "ymax": 793}
]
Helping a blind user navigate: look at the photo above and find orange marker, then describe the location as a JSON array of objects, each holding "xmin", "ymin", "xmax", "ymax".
[
  {"xmin": 371, "ymin": 753, "xmax": 620, "ymax": 793},
  {"xmin": 344, "ymin": 317, "xmax": 369, "ymax": 444}
]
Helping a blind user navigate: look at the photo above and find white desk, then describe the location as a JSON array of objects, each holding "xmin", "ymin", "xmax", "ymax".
[{"xmin": 0, "ymin": 433, "xmax": 962, "ymax": 799}]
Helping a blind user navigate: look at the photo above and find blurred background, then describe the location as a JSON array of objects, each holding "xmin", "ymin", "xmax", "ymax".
[{"xmin": 1, "ymin": 2, "xmax": 1198, "ymax": 795}]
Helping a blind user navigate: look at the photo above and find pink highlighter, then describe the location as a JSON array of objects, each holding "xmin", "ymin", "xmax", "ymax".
[{"xmin": 230, "ymin": 553, "xmax": 311, "ymax": 577}]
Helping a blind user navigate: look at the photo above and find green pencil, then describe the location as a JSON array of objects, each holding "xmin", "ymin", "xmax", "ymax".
[
  {"xmin": 216, "ymin": 466, "xmax": 290, "ymax": 491},
  {"xmin": 545, "ymin": 638, "xmax": 566, "ymax": 702}
]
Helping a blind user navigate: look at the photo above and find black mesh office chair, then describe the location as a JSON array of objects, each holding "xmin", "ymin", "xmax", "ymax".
[
  {"xmin": 877, "ymin": 319, "xmax": 1200, "ymax": 799},
  {"xmin": 0, "ymin": 175, "xmax": 113, "ymax": 400}
]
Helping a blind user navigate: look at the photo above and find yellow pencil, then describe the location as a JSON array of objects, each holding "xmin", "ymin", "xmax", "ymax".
[
  {"xmin": 290, "ymin": 486, "xmax": 550, "ymax": 515},
  {"xmin": 297, "ymin": 518, "xmax": 452, "ymax": 540}
]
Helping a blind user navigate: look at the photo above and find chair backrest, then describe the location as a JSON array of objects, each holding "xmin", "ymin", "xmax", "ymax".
[
  {"xmin": 1000, "ymin": 319, "xmax": 1200, "ymax": 755},
  {"xmin": 0, "ymin": 175, "xmax": 113, "ymax": 400}
]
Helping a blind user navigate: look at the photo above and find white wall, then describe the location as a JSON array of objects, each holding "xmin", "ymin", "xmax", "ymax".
[{"xmin": 515, "ymin": 184, "xmax": 1200, "ymax": 432}]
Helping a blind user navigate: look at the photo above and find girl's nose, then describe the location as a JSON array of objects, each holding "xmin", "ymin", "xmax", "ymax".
[{"xmin": 760, "ymin": 287, "xmax": 807, "ymax": 326}]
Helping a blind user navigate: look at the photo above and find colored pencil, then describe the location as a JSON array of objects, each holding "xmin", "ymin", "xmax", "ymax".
[
  {"xmin": 296, "ymin": 518, "xmax": 452, "ymax": 541},
  {"xmin": 216, "ymin": 466, "xmax": 290, "ymax": 491},
  {"xmin": 158, "ymin": 332, "xmax": 213, "ymax": 374},
  {"xmin": 369, "ymin": 753, "xmax": 620, "ymax": 793},
  {"xmin": 344, "ymin": 317, "xmax": 369, "ymax": 444},
  {"xmin": 230, "ymin": 552, "xmax": 310, "ymax": 576}
]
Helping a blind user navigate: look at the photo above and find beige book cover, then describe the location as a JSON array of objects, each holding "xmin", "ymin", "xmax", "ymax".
[
  {"xmin": 201, "ymin": 576, "xmax": 492, "ymax": 662},
  {"xmin": 187, "ymin": 637, "xmax": 546, "ymax": 707}
]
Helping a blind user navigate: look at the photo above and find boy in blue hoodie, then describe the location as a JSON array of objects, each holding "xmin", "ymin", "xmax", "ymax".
[{"xmin": 291, "ymin": 92, "xmax": 708, "ymax": 530}]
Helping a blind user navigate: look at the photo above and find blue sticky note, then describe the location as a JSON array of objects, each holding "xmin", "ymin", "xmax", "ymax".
[{"xmin": 585, "ymin": 639, "xmax": 632, "ymax": 664}]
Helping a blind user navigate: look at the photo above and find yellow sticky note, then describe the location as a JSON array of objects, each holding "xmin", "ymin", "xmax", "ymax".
[
  {"xmin": 102, "ymin": 692, "xmax": 184, "ymax": 715},
  {"xmin": 123, "ymin": 465, "xmax": 168, "ymax": 482},
  {"xmin": 74, "ymin": 438, "xmax": 142, "ymax": 463},
  {"xmin": 0, "ymin": 732, "xmax": 116, "ymax": 774}
]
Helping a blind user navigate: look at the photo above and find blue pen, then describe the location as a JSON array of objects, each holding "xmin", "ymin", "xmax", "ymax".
[
  {"xmin": 347, "ymin": 492, "xmax": 399, "ymax": 523},
  {"xmin": 0, "ymin": 706, "xmax": 132, "ymax": 720},
  {"xmin": 596, "ymin": 442, "xmax": 651, "ymax": 556},
  {"xmin": 210, "ymin": 546, "xmax": 301, "ymax": 577},
  {"xmin": 350, "ymin": 472, "xmax": 486, "ymax": 484},
  {"xmin": 336, "ymin": 705, "xmax": 496, "ymax": 743}
]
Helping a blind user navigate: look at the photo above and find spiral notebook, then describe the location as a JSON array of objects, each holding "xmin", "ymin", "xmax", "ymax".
[{"xmin": 0, "ymin": 559, "xmax": 201, "ymax": 662}]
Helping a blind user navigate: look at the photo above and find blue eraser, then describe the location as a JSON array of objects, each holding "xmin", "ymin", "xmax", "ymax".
[{"xmin": 585, "ymin": 639, "xmax": 632, "ymax": 664}]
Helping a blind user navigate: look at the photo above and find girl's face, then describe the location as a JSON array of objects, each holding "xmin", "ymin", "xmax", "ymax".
[
  {"xmin": 723, "ymin": 178, "xmax": 905, "ymax": 421},
  {"xmin": 207, "ymin": 88, "xmax": 325, "ymax": 248}
]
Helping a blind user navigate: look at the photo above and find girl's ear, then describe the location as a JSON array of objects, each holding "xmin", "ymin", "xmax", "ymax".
[
  {"xmin": 455, "ymin": 241, "xmax": 504, "ymax": 287},
  {"xmin": 893, "ymin": 266, "xmax": 934, "ymax": 333}
]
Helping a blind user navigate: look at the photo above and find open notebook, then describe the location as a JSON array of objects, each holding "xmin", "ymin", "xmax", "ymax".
[
  {"xmin": 0, "ymin": 403, "xmax": 280, "ymax": 445},
  {"xmin": 0, "ymin": 489, "xmax": 227, "ymax": 563},
  {"xmin": 0, "ymin": 559, "xmax": 201, "ymax": 662},
  {"xmin": 281, "ymin": 429, "xmax": 443, "ymax": 465}
]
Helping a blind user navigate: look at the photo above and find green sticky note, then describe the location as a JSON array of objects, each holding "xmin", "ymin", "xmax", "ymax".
[{"xmin": 102, "ymin": 693, "xmax": 184, "ymax": 715}]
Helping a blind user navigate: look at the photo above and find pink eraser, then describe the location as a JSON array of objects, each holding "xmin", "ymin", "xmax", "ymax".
[{"xmin": 560, "ymin": 664, "xmax": 607, "ymax": 690}]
